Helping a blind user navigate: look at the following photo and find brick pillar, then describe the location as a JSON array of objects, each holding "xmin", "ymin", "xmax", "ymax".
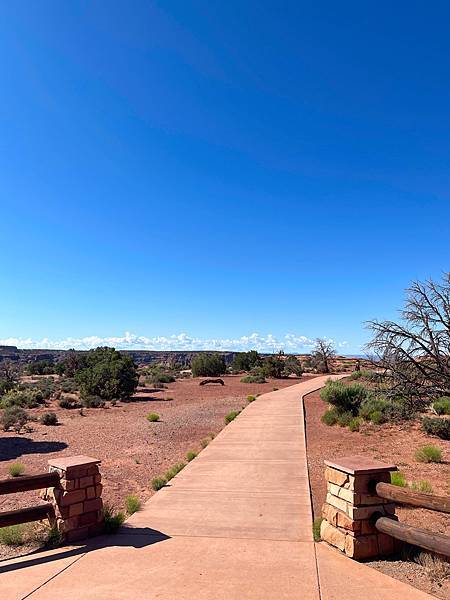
[
  {"xmin": 320, "ymin": 456, "xmax": 398, "ymax": 559},
  {"xmin": 43, "ymin": 455, "xmax": 104, "ymax": 543}
]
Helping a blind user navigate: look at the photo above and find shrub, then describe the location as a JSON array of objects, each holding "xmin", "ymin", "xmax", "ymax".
[
  {"xmin": 75, "ymin": 347, "xmax": 138, "ymax": 402},
  {"xmin": 415, "ymin": 445, "xmax": 442, "ymax": 463},
  {"xmin": 283, "ymin": 356, "xmax": 303, "ymax": 377},
  {"xmin": 146, "ymin": 413, "xmax": 160, "ymax": 422},
  {"xmin": 337, "ymin": 412, "xmax": 353, "ymax": 427},
  {"xmin": 240, "ymin": 375, "xmax": 266, "ymax": 384},
  {"xmin": 186, "ymin": 451, "xmax": 197, "ymax": 462},
  {"xmin": 81, "ymin": 395, "xmax": 105, "ymax": 408},
  {"xmin": 59, "ymin": 378, "xmax": 78, "ymax": 393},
  {"xmin": 232, "ymin": 351, "xmax": 261, "ymax": 373},
  {"xmin": 26, "ymin": 360, "xmax": 55, "ymax": 376},
  {"xmin": 320, "ymin": 380, "xmax": 367, "ymax": 415},
  {"xmin": 247, "ymin": 395, "xmax": 256, "ymax": 403},
  {"xmin": 152, "ymin": 477, "xmax": 167, "ymax": 491},
  {"xmin": 191, "ymin": 353, "xmax": 226, "ymax": 377},
  {"xmin": 0, "ymin": 524, "xmax": 26, "ymax": 545},
  {"xmin": 200, "ymin": 438, "xmax": 209, "ymax": 448},
  {"xmin": 422, "ymin": 417, "xmax": 450, "ymax": 440},
  {"xmin": 433, "ymin": 397, "xmax": 450, "ymax": 415},
  {"xmin": 125, "ymin": 495, "xmax": 141, "ymax": 514},
  {"xmin": 0, "ymin": 389, "xmax": 44, "ymax": 409},
  {"xmin": 262, "ymin": 356, "xmax": 285, "ymax": 378},
  {"xmin": 391, "ymin": 471, "xmax": 407, "ymax": 487},
  {"xmin": 312, "ymin": 517, "xmax": 323, "ymax": 542},
  {"xmin": 348, "ymin": 417, "xmax": 361, "ymax": 432},
  {"xmin": 103, "ymin": 505, "xmax": 125, "ymax": 533},
  {"xmin": 8, "ymin": 462, "xmax": 25, "ymax": 477},
  {"xmin": 58, "ymin": 396, "xmax": 81, "ymax": 409},
  {"xmin": 1, "ymin": 407, "xmax": 29, "ymax": 432},
  {"xmin": 359, "ymin": 397, "xmax": 389, "ymax": 423},
  {"xmin": 411, "ymin": 480, "xmax": 433, "ymax": 493},
  {"xmin": 321, "ymin": 408, "xmax": 338, "ymax": 426},
  {"xmin": 349, "ymin": 371, "xmax": 362, "ymax": 380},
  {"xmin": 165, "ymin": 462, "xmax": 186, "ymax": 481},
  {"xmin": 225, "ymin": 410, "xmax": 240, "ymax": 424},
  {"xmin": 40, "ymin": 412, "xmax": 58, "ymax": 426}
]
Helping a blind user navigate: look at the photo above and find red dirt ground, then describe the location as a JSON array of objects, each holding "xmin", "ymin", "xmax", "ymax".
[
  {"xmin": 0, "ymin": 375, "xmax": 313, "ymax": 559},
  {"xmin": 304, "ymin": 387, "xmax": 450, "ymax": 599}
]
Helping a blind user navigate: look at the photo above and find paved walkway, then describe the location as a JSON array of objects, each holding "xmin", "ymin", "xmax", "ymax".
[{"xmin": 1, "ymin": 376, "xmax": 434, "ymax": 599}]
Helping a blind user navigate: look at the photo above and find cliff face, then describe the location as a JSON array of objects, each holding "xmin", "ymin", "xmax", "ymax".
[{"xmin": 0, "ymin": 346, "xmax": 237, "ymax": 367}]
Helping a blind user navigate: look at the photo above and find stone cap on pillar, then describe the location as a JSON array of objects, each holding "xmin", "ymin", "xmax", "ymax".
[
  {"xmin": 325, "ymin": 455, "xmax": 397, "ymax": 475},
  {"xmin": 48, "ymin": 455, "xmax": 101, "ymax": 472}
]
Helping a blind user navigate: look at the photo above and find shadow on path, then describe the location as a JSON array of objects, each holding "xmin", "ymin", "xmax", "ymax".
[{"xmin": 0, "ymin": 527, "xmax": 170, "ymax": 575}]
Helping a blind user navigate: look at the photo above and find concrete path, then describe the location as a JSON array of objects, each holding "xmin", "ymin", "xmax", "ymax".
[{"xmin": 1, "ymin": 376, "xmax": 435, "ymax": 599}]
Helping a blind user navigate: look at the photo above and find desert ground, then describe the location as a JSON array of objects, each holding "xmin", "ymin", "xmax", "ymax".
[
  {"xmin": 304, "ymin": 386, "xmax": 450, "ymax": 599},
  {"xmin": 0, "ymin": 375, "xmax": 312, "ymax": 538}
]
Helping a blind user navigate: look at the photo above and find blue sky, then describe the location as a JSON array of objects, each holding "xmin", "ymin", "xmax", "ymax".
[{"xmin": 0, "ymin": 1, "xmax": 449, "ymax": 354}]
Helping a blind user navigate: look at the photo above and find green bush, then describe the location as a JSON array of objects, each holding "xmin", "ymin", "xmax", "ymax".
[
  {"xmin": 225, "ymin": 410, "xmax": 241, "ymax": 424},
  {"xmin": 40, "ymin": 412, "xmax": 58, "ymax": 426},
  {"xmin": 433, "ymin": 397, "xmax": 450, "ymax": 415},
  {"xmin": 359, "ymin": 396, "xmax": 389, "ymax": 423},
  {"xmin": 262, "ymin": 356, "xmax": 285, "ymax": 378},
  {"xmin": 348, "ymin": 417, "xmax": 361, "ymax": 432},
  {"xmin": 8, "ymin": 462, "xmax": 25, "ymax": 477},
  {"xmin": 283, "ymin": 356, "xmax": 303, "ymax": 377},
  {"xmin": 349, "ymin": 371, "xmax": 362, "ymax": 380},
  {"xmin": 391, "ymin": 471, "xmax": 407, "ymax": 487},
  {"xmin": 337, "ymin": 412, "xmax": 353, "ymax": 427},
  {"xmin": 146, "ymin": 413, "xmax": 160, "ymax": 422},
  {"xmin": 422, "ymin": 417, "xmax": 450, "ymax": 440},
  {"xmin": 415, "ymin": 445, "xmax": 442, "ymax": 463},
  {"xmin": 0, "ymin": 389, "xmax": 45, "ymax": 409},
  {"xmin": 59, "ymin": 378, "xmax": 78, "ymax": 393},
  {"xmin": 320, "ymin": 380, "xmax": 367, "ymax": 415},
  {"xmin": 200, "ymin": 438, "xmax": 209, "ymax": 448},
  {"xmin": 26, "ymin": 360, "xmax": 55, "ymax": 376},
  {"xmin": 81, "ymin": 395, "xmax": 105, "ymax": 408},
  {"xmin": 321, "ymin": 408, "xmax": 338, "ymax": 426},
  {"xmin": 165, "ymin": 462, "xmax": 186, "ymax": 481},
  {"xmin": 0, "ymin": 524, "xmax": 26, "ymax": 545},
  {"xmin": 75, "ymin": 347, "xmax": 138, "ymax": 402},
  {"xmin": 247, "ymin": 395, "xmax": 256, "ymax": 403},
  {"xmin": 186, "ymin": 451, "xmax": 198, "ymax": 462},
  {"xmin": 58, "ymin": 396, "xmax": 81, "ymax": 409},
  {"xmin": 1, "ymin": 407, "xmax": 29, "ymax": 432},
  {"xmin": 103, "ymin": 505, "xmax": 125, "ymax": 533},
  {"xmin": 125, "ymin": 495, "xmax": 141, "ymax": 514},
  {"xmin": 240, "ymin": 375, "xmax": 266, "ymax": 384},
  {"xmin": 411, "ymin": 480, "xmax": 433, "ymax": 493},
  {"xmin": 232, "ymin": 351, "xmax": 261, "ymax": 373},
  {"xmin": 191, "ymin": 353, "xmax": 226, "ymax": 377},
  {"xmin": 151, "ymin": 477, "xmax": 167, "ymax": 491}
]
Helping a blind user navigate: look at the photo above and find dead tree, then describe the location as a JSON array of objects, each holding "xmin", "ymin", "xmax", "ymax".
[
  {"xmin": 366, "ymin": 273, "xmax": 450, "ymax": 400},
  {"xmin": 311, "ymin": 338, "xmax": 336, "ymax": 374}
]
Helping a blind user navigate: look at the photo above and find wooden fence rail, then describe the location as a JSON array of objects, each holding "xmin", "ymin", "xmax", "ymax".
[
  {"xmin": 0, "ymin": 503, "xmax": 54, "ymax": 528},
  {"xmin": 375, "ymin": 516, "xmax": 450, "ymax": 557},
  {"xmin": 373, "ymin": 481, "xmax": 450, "ymax": 514},
  {"xmin": 0, "ymin": 472, "xmax": 59, "ymax": 529},
  {"xmin": 0, "ymin": 472, "xmax": 60, "ymax": 496}
]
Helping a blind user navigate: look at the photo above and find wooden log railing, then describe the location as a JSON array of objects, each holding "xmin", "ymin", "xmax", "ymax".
[
  {"xmin": 0, "ymin": 472, "xmax": 60, "ymax": 529},
  {"xmin": 0, "ymin": 472, "xmax": 60, "ymax": 495},
  {"xmin": 372, "ymin": 481, "xmax": 450, "ymax": 514},
  {"xmin": 374, "ymin": 516, "xmax": 450, "ymax": 557},
  {"xmin": 370, "ymin": 480, "xmax": 450, "ymax": 557}
]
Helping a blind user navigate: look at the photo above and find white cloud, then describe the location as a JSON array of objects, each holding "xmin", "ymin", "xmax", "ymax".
[{"xmin": 0, "ymin": 331, "xmax": 326, "ymax": 353}]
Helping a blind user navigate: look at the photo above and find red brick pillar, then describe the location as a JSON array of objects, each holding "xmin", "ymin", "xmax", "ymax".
[
  {"xmin": 320, "ymin": 456, "xmax": 398, "ymax": 559},
  {"xmin": 43, "ymin": 455, "xmax": 104, "ymax": 543}
]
